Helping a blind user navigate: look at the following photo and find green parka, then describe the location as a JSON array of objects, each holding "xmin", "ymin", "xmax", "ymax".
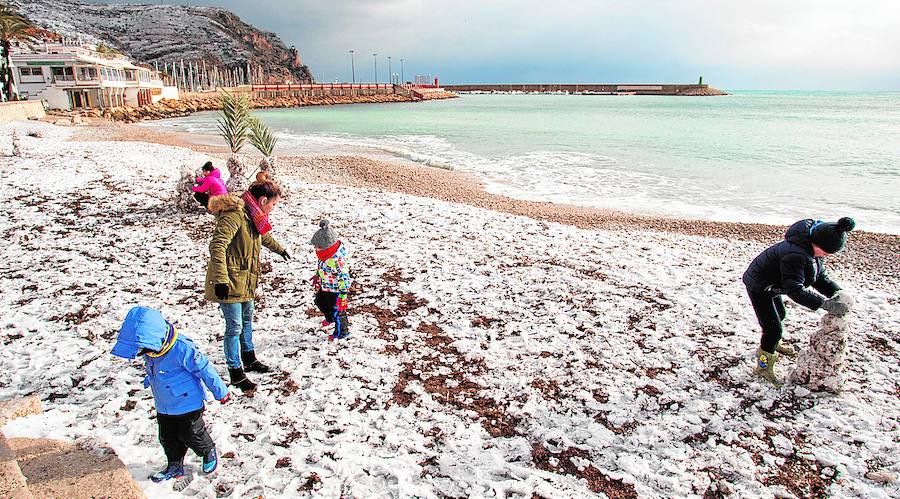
[{"xmin": 204, "ymin": 194, "xmax": 285, "ymax": 304}]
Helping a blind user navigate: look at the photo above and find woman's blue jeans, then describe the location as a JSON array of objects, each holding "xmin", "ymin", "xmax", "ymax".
[{"xmin": 220, "ymin": 301, "xmax": 254, "ymax": 369}]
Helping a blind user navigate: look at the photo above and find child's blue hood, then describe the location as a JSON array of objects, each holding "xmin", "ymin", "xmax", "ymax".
[{"xmin": 111, "ymin": 306, "xmax": 169, "ymax": 359}]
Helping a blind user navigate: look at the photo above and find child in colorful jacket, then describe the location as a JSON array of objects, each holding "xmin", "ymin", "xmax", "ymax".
[
  {"xmin": 192, "ymin": 161, "xmax": 228, "ymax": 207},
  {"xmin": 111, "ymin": 306, "xmax": 230, "ymax": 482},
  {"xmin": 309, "ymin": 219, "xmax": 352, "ymax": 340}
]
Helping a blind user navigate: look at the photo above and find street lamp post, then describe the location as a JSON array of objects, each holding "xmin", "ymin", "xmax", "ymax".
[
  {"xmin": 349, "ymin": 50, "xmax": 355, "ymax": 84},
  {"xmin": 387, "ymin": 56, "xmax": 392, "ymax": 85},
  {"xmin": 400, "ymin": 58, "xmax": 404, "ymax": 84},
  {"xmin": 373, "ymin": 53, "xmax": 378, "ymax": 84}
]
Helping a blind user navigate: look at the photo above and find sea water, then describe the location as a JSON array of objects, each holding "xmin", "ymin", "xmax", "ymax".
[{"xmin": 147, "ymin": 91, "xmax": 900, "ymax": 234}]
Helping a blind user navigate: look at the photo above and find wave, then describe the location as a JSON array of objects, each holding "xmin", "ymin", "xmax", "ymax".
[{"xmin": 142, "ymin": 119, "xmax": 900, "ymax": 234}]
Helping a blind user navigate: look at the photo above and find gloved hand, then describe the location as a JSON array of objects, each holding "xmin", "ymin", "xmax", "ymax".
[
  {"xmin": 280, "ymin": 249, "xmax": 291, "ymax": 261},
  {"xmin": 821, "ymin": 297, "xmax": 850, "ymax": 317},
  {"xmin": 309, "ymin": 274, "xmax": 320, "ymax": 290},
  {"xmin": 214, "ymin": 283, "xmax": 229, "ymax": 300},
  {"xmin": 833, "ymin": 290, "xmax": 853, "ymax": 302},
  {"xmin": 336, "ymin": 293, "xmax": 349, "ymax": 312},
  {"xmin": 219, "ymin": 392, "xmax": 231, "ymax": 404}
]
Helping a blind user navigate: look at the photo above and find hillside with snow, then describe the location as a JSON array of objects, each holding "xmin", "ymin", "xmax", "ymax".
[
  {"xmin": 9, "ymin": 0, "xmax": 312, "ymax": 83},
  {"xmin": 0, "ymin": 122, "xmax": 897, "ymax": 498}
]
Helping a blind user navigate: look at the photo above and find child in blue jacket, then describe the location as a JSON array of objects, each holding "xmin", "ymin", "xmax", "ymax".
[{"xmin": 111, "ymin": 306, "xmax": 230, "ymax": 482}]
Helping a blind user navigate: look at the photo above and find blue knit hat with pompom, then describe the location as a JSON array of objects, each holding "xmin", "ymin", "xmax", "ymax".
[{"xmin": 810, "ymin": 217, "xmax": 855, "ymax": 254}]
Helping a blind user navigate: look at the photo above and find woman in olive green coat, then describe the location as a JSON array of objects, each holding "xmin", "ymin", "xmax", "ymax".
[{"xmin": 205, "ymin": 179, "xmax": 289, "ymax": 392}]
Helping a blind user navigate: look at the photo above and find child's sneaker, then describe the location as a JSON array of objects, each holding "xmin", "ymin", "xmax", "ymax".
[
  {"xmin": 328, "ymin": 330, "xmax": 351, "ymax": 341},
  {"xmin": 150, "ymin": 462, "xmax": 185, "ymax": 482},
  {"xmin": 202, "ymin": 447, "xmax": 218, "ymax": 474}
]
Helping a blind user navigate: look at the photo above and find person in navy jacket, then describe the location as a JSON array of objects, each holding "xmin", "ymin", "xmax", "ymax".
[
  {"xmin": 742, "ymin": 217, "xmax": 855, "ymax": 385},
  {"xmin": 111, "ymin": 306, "xmax": 230, "ymax": 483}
]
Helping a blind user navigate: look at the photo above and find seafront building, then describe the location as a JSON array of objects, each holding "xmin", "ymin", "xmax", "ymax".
[
  {"xmin": 415, "ymin": 74, "xmax": 438, "ymax": 86},
  {"xmin": 11, "ymin": 40, "xmax": 179, "ymax": 111}
]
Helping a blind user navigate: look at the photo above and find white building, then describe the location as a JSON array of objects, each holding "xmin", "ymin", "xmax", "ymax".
[
  {"xmin": 415, "ymin": 74, "xmax": 435, "ymax": 86},
  {"xmin": 11, "ymin": 40, "xmax": 179, "ymax": 110}
]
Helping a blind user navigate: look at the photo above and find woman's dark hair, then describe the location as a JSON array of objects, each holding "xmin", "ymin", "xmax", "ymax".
[
  {"xmin": 201, "ymin": 161, "xmax": 214, "ymax": 172},
  {"xmin": 248, "ymin": 179, "xmax": 282, "ymax": 201}
]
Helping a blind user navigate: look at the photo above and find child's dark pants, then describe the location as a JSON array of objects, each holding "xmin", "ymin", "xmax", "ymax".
[
  {"xmin": 194, "ymin": 192, "xmax": 209, "ymax": 208},
  {"xmin": 315, "ymin": 291, "xmax": 350, "ymax": 336},
  {"xmin": 747, "ymin": 287, "xmax": 788, "ymax": 353},
  {"xmin": 157, "ymin": 408, "xmax": 215, "ymax": 464}
]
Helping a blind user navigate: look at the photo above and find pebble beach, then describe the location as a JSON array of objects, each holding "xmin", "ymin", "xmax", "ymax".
[
  {"xmin": 1, "ymin": 119, "xmax": 897, "ymax": 497},
  {"xmin": 82, "ymin": 121, "xmax": 899, "ymax": 285}
]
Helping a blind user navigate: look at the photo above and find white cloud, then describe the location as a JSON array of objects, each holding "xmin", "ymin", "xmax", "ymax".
[{"xmin": 78, "ymin": 0, "xmax": 900, "ymax": 88}]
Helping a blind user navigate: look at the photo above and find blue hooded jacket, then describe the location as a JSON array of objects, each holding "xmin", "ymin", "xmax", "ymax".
[{"xmin": 111, "ymin": 307, "xmax": 228, "ymax": 415}]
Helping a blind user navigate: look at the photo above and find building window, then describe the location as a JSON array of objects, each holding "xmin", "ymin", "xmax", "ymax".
[
  {"xmin": 77, "ymin": 67, "xmax": 98, "ymax": 80},
  {"xmin": 51, "ymin": 67, "xmax": 75, "ymax": 82},
  {"xmin": 125, "ymin": 69, "xmax": 136, "ymax": 81},
  {"xmin": 19, "ymin": 67, "xmax": 44, "ymax": 79}
]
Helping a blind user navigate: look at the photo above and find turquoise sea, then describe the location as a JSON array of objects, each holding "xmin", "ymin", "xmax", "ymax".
[{"xmin": 148, "ymin": 91, "xmax": 900, "ymax": 234}]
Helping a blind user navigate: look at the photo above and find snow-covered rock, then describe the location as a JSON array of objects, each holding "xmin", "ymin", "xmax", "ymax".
[{"xmin": 789, "ymin": 293, "xmax": 855, "ymax": 393}]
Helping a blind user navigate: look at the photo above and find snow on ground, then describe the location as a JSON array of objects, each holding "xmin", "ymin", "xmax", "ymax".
[{"xmin": 0, "ymin": 122, "xmax": 898, "ymax": 498}]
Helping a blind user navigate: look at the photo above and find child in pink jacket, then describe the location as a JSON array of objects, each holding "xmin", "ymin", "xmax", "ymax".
[{"xmin": 192, "ymin": 162, "xmax": 227, "ymax": 207}]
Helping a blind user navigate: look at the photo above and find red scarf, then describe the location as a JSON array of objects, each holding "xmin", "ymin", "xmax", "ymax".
[
  {"xmin": 241, "ymin": 191, "xmax": 272, "ymax": 235},
  {"xmin": 316, "ymin": 241, "xmax": 341, "ymax": 261}
]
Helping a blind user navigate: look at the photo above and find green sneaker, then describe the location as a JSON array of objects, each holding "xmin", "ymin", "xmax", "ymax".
[
  {"xmin": 775, "ymin": 341, "xmax": 796, "ymax": 357},
  {"xmin": 754, "ymin": 348, "xmax": 783, "ymax": 387}
]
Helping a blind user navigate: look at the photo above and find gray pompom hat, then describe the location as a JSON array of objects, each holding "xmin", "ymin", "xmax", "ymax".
[{"xmin": 310, "ymin": 219, "xmax": 339, "ymax": 249}]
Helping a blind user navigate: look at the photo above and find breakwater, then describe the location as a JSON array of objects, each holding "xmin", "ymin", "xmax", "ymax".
[
  {"xmin": 443, "ymin": 83, "xmax": 726, "ymax": 95},
  {"xmin": 53, "ymin": 87, "xmax": 456, "ymax": 123}
]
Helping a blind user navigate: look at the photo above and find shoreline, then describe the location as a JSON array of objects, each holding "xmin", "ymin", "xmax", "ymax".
[{"xmin": 76, "ymin": 122, "xmax": 900, "ymax": 284}]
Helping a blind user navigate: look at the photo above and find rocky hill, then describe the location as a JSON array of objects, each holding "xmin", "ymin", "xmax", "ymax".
[{"xmin": 9, "ymin": 0, "xmax": 313, "ymax": 83}]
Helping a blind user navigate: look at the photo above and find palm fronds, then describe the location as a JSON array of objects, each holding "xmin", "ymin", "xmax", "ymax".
[
  {"xmin": 0, "ymin": 5, "xmax": 34, "ymax": 46},
  {"xmin": 216, "ymin": 91, "xmax": 251, "ymax": 154},
  {"xmin": 248, "ymin": 116, "xmax": 278, "ymax": 157},
  {"xmin": 0, "ymin": 3, "xmax": 37, "ymax": 101}
]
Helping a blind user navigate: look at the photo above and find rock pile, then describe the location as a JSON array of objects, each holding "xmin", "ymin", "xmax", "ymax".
[
  {"xmin": 97, "ymin": 92, "xmax": 457, "ymax": 123},
  {"xmin": 679, "ymin": 87, "xmax": 729, "ymax": 96}
]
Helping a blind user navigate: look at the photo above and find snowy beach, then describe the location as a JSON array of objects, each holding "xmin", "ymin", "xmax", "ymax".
[{"xmin": 1, "ymin": 121, "xmax": 898, "ymax": 497}]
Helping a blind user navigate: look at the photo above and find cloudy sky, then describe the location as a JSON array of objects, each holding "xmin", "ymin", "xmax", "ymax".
[{"xmin": 83, "ymin": 0, "xmax": 900, "ymax": 90}]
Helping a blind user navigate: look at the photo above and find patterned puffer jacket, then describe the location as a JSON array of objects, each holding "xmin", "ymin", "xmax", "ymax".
[{"xmin": 317, "ymin": 242, "xmax": 352, "ymax": 293}]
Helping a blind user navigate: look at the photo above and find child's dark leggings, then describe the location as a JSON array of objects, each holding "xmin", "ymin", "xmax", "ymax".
[
  {"xmin": 315, "ymin": 291, "xmax": 349, "ymax": 336},
  {"xmin": 194, "ymin": 192, "xmax": 209, "ymax": 207},
  {"xmin": 157, "ymin": 408, "xmax": 215, "ymax": 464},
  {"xmin": 747, "ymin": 287, "xmax": 788, "ymax": 353}
]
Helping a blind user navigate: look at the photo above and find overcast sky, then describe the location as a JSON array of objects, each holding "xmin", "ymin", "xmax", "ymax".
[{"xmin": 81, "ymin": 0, "xmax": 900, "ymax": 90}]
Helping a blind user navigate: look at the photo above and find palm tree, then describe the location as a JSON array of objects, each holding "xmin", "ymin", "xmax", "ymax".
[
  {"xmin": 248, "ymin": 115, "xmax": 285, "ymax": 194},
  {"xmin": 249, "ymin": 116, "xmax": 278, "ymax": 173},
  {"xmin": 0, "ymin": 3, "xmax": 35, "ymax": 102},
  {"xmin": 216, "ymin": 90, "xmax": 252, "ymax": 192}
]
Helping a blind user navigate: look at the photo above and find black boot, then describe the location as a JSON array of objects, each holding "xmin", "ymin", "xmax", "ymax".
[
  {"xmin": 240, "ymin": 350, "xmax": 271, "ymax": 373},
  {"xmin": 331, "ymin": 311, "xmax": 351, "ymax": 340},
  {"xmin": 228, "ymin": 367, "xmax": 257, "ymax": 392}
]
